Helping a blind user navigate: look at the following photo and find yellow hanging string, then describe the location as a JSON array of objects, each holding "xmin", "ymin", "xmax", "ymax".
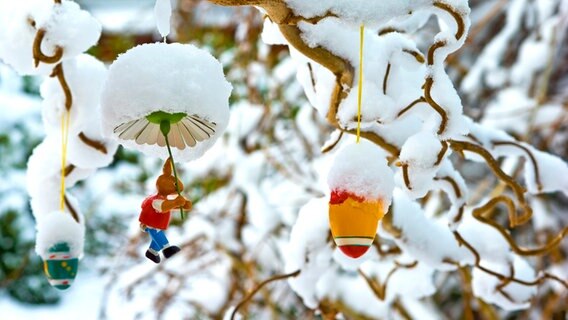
[
  {"xmin": 356, "ymin": 24, "xmax": 365, "ymax": 144},
  {"xmin": 59, "ymin": 109, "xmax": 71, "ymax": 211}
]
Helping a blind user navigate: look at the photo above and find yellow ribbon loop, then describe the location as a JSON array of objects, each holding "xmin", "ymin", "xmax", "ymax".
[
  {"xmin": 356, "ymin": 24, "xmax": 365, "ymax": 144},
  {"xmin": 59, "ymin": 109, "xmax": 71, "ymax": 211}
]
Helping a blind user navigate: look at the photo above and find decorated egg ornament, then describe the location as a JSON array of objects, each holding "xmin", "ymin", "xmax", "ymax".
[{"xmin": 327, "ymin": 141, "xmax": 394, "ymax": 259}]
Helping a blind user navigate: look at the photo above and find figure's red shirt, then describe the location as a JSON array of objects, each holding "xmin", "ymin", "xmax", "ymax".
[{"xmin": 139, "ymin": 194, "xmax": 171, "ymax": 230}]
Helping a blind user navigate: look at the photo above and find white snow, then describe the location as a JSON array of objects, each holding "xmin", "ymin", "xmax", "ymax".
[
  {"xmin": 328, "ymin": 140, "xmax": 394, "ymax": 203},
  {"xmin": 285, "ymin": 198, "xmax": 333, "ymax": 308},
  {"xmin": 284, "ymin": 0, "xmax": 438, "ymax": 27},
  {"xmin": 0, "ymin": 0, "xmax": 55, "ymax": 75},
  {"xmin": 400, "ymin": 132, "xmax": 443, "ymax": 169},
  {"xmin": 40, "ymin": 54, "xmax": 106, "ymax": 135},
  {"xmin": 315, "ymin": 267, "xmax": 390, "ymax": 318},
  {"xmin": 154, "ymin": 0, "xmax": 172, "ymax": 38},
  {"xmin": 457, "ymin": 213, "xmax": 512, "ymax": 265},
  {"xmin": 26, "ymin": 137, "xmax": 95, "ymax": 201},
  {"xmin": 384, "ymin": 189, "xmax": 472, "ymax": 270},
  {"xmin": 39, "ymin": 1, "xmax": 102, "ymax": 60},
  {"xmin": 35, "ymin": 210, "xmax": 85, "ymax": 258},
  {"xmin": 41, "ymin": 54, "xmax": 119, "ymax": 168},
  {"xmin": 471, "ymin": 255, "xmax": 537, "ymax": 311},
  {"xmin": 0, "ymin": 0, "xmax": 101, "ymax": 75}
]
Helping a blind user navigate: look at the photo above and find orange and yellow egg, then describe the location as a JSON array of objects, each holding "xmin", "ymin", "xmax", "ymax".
[{"xmin": 329, "ymin": 190, "xmax": 385, "ymax": 258}]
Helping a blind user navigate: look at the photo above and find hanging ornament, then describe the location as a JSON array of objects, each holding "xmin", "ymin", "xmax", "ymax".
[
  {"xmin": 12, "ymin": 0, "xmax": 114, "ymax": 291},
  {"xmin": 101, "ymin": 42, "xmax": 232, "ymax": 262},
  {"xmin": 327, "ymin": 141, "xmax": 394, "ymax": 258},
  {"xmin": 35, "ymin": 210, "xmax": 85, "ymax": 290},
  {"xmin": 327, "ymin": 25, "xmax": 394, "ymax": 259}
]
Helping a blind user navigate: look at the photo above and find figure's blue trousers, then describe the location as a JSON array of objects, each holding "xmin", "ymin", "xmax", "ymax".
[{"xmin": 146, "ymin": 228, "xmax": 169, "ymax": 252}]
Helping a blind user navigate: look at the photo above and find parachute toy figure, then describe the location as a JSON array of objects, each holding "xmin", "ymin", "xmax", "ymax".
[
  {"xmin": 101, "ymin": 43, "xmax": 231, "ymax": 262},
  {"xmin": 140, "ymin": 158, "xmax": 191, "ymax": 263}
]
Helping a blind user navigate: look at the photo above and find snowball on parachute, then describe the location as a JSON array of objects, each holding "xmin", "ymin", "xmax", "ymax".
[
  {"xmin": 327, "ymin": 141, "xmax": 394, "ymax": 258},
  {"xmin": 0, "ymin": 0, "xmax": 100, "ymax": 75},
  {"xmin": 101, "ymin": 43, "xmax": 232, "ymax": 162}
]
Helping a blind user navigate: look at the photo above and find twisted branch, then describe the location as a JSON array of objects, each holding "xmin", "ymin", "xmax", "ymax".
[
  {"xmin": 491, "ymin": 140, "xmax": 543, "ymax": 192},
  {"xmin": 424, "ymin": 77, "xmax": 449, "ymax": 135},
  {"xmin": 434, "ymin": 175, "xmax": 466, "ymax": 223},
  {"xmin": 402, "ymin": 49, "xmax": 425, "ymax": 64},
  {"xmin": 372, "ymin": 238, "xmax": 402, "ymax": 256},
  {"xmin": 453, "ymin": 231, "xmax": 568, "ymax": 289},
  {"xmin": 321, "ymin": 130, "xmax": 343, "ymax": 154},
  {"xmin": 383, "ymin": 63, "xmax": 391, "ymax": 95},
  {"xmin": 449, "ymin": 140, "xmax": 527, "ymax": 209},
  {"xmin": 50, "ymin": 63, "xmax": 73, "ymax": 111},
  {"xmin": 33, "ymin": 29, "xmax": 63, "ymax": 67},
  {"xmin": 64, "ymin": 164, "xmax": 75, "ymax": 176},
  {"xmin": 64, "ymin": 195, "xmax": 80, "ymax": 223},
  {"xmin": 359, "ymin": 261, "xmax": 418, "ymax": 301},
  {"xmin": 427, "ymin": 40, "xmax": 448, "ymax": 66},
  {"xmin": 230, "ymin": 270, "xmax": 301, "ymax": 320},
  {"xmin": 473, "ymin": 196, "xmax": 567, "ymax": 255},
  {"xmin": 381, "ymin": 210, "xmax": 402, "ymax": 238},
  {"xmin": 401, "ymin": 163, "xmax": 412, "ymax": 190},
  {"xmin": 433, "ymin": 1, "xmax": 466, "ymax": 40},
  {"xmin": 277, "ymin": 24, "xmax": 354, "ymax": 126},
  {"xmin": 79, "ymin": 132, "xmax": 108, "ymax": 154},
  {"xmin": 397, "ymin": 97, "xmax": 426, "ymax": 117},
  {"xmin": 342, "ymin": 128, "xmax": 400, "ymax": 157},
  {"xmin": 435, "ymin": 141, "xmax": 448, "ymax": 166}
]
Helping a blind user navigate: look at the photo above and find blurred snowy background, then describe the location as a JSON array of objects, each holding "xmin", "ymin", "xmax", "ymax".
[{"xmin": 0, "ymin": 0, "xmax": 567, "ymax": 319}]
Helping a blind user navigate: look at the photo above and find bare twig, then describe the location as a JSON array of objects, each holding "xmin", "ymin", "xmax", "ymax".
[
  {"xmin": 50, "ymin": 63, "xmax": 73, "ymax": 111},
  {"xmin": 473, "ymin": 197, "xmax": 568, "ymax": 256},
  {"xmin": 359, "ymin": 261, "xmax": 418, "ymax": 301},
  {"xmin": 33, "ymin": 29, "xmax": 63, "ymax": 67},
  {"xmin": 230, "ymin": 270, "xmax": 301, "ymax": 320},
  {"xmin": 491, "ymin": 140, "xmax": 543, "ymax": 192},
  {"xmin": 78, "ymin": 132, "xmax": 108, "ymax": 154}
]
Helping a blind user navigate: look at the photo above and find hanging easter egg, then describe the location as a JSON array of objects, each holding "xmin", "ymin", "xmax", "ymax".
[
  {"xmin": 101, "ymin": 42, "xmax": 232, "ymax": 162},
  {"xmin": 42, "ymin": 242, "xmax": 79, "ymax": 290},
  {"xmin": 36, "ymin": 210, "xmax": 85, "ymax": 290},
  {"xmin": 327, "ymin": 141, "xmax": 394, "ymax": 258}
]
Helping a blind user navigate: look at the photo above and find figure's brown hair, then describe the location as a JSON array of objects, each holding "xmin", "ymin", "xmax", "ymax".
[{"xmin": 156, "ymin": 158, "xmax": 184, "ymax": 196}]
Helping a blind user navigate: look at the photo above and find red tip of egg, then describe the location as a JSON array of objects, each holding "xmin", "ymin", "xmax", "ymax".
[{"xmin": 339, "ymin": 245, "xmax": 370, "ymax": 259}]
